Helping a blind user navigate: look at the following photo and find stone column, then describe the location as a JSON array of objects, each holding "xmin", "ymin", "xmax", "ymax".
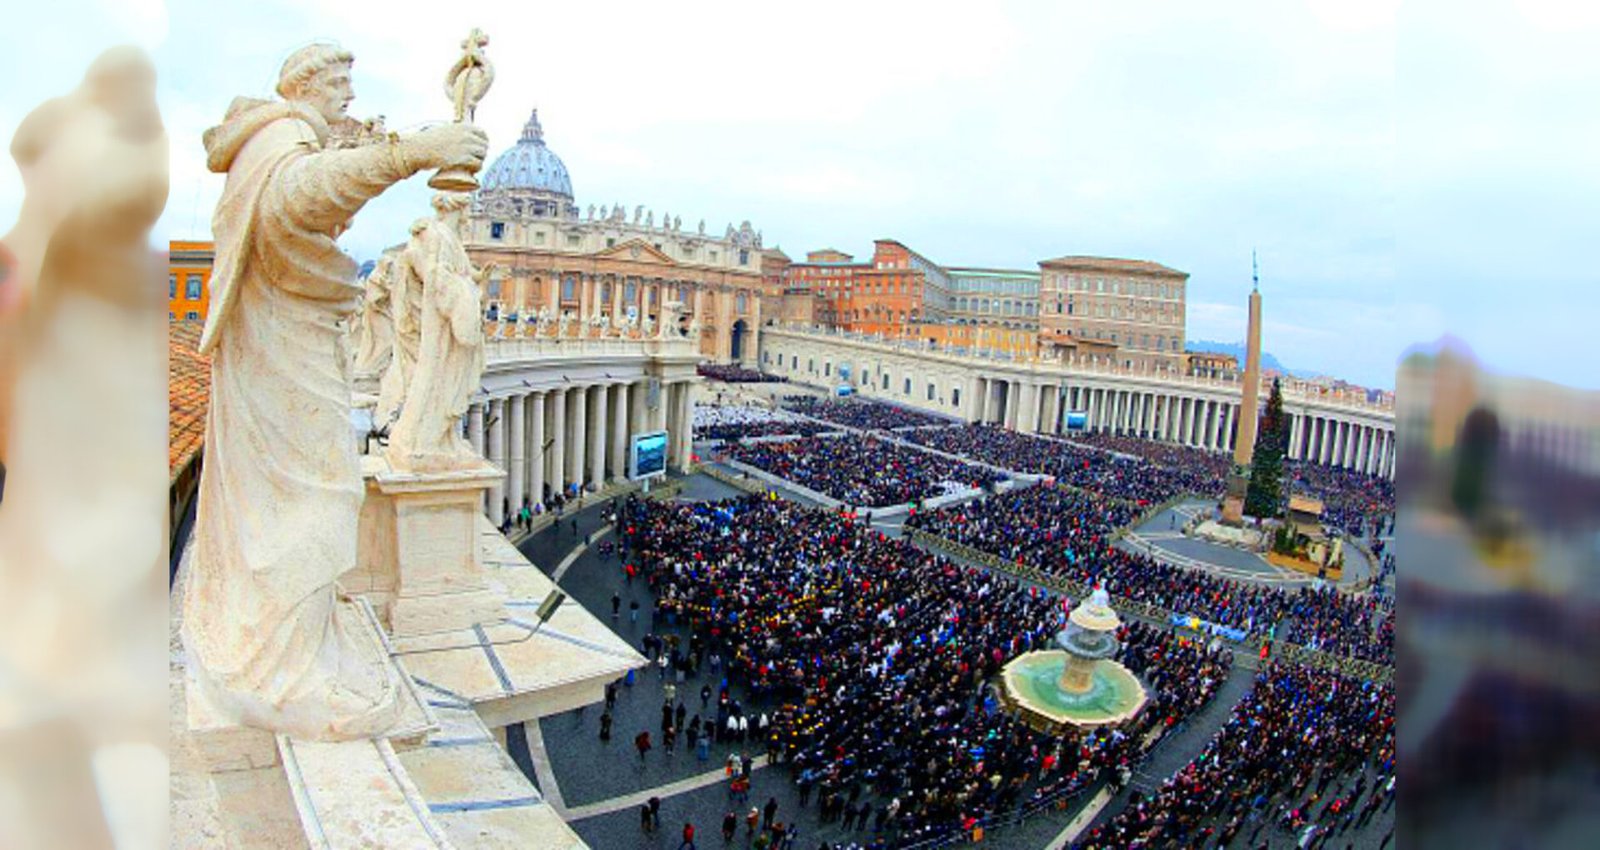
[
  {"xmin": 569, "ymin": 386, "xmax": 588, "ymax": 489},
  {"xmin": 630, "ymin": 380, "xmax": 649, "ymax": 442},
  {"xmin": 468, "ymin": 402, "xmax": 485, "ymax": 458},
  {"xmin": 610, "ymin": 383, "xmax": 629, "ymax": 480},
  {"xmin": 970, "ymin": 376, "xmax": 986, "ymax": 424},
  {"xmin": 528, "ymin": 392, "xmax": 546, "ymax": 507},
  {"xmin": 507, "ymin": 394, "xmax": 525, "ymax": 517},
  {"xmin": 672, "ymin": 382, "xmax": 694, "ymax": 471},
  {"xmin": 546, "ymin": 273, "xmax": 559, "ymax": 315},
  {"xmin": 549, "ymin": 388, "xmax": 566, "ymax": 497},
  {"xmin": 590, "ymin": 384, "xmax": 608, "ymax": 488},
  {"xmin": 487, "ymin": 398, "xmax": 506, "ymax": 525}
]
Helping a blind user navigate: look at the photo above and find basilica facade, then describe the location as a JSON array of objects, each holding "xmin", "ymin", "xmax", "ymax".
[{"xmin": 463, "ymin": 109, "xmax": 775, "ymax": 363}]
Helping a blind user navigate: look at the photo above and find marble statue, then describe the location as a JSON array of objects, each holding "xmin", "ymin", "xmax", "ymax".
[
  {"xmin": 598, "ymin": 204, "xmax": 607, "ymax": 220},
  {"xmin": 586, "ymin": 204, "xmax": 594, "ymax": 220},
  {"xmin": 182, "ymin": 42, "xmax": 488, "ymax": 740},
  {"xmin": 385, "ymin": 193, "xmax": 485, "ymax": 472},
  {"xmin": 536, "ymin": 304, "xmax": 554, "ymax": 335},
  {"xmin": 352, "ymin": 247, "xmax": 399, "ymax": 376},
  {"xmin": 645, "ymin": 210, "xmax": 653, "ymax": 228},
  {"xmin": 641, "ymin": 315, "xmax": 655, "ymax": 337},
  {"xmin": 375, "ymin": 243, "xmax": 424, "ymax": 425},
  {"xmin": 633, "ymin": 204, "xmax": 643, "ymax": 224},
  {"xmin": 660, "ymin": 300, "xmax": 684, "ymax": 339},
  {"xmin": 558, "ymin": 309, "xmax": 574, "ymax": 337},
  {"xmin": 698, "ymin": 219, "xmax": 705, "ymax": 234},
  {"xmin": 0, "ymin": 47, "xmax": 169, "ymax": 845},
  {"xmin": 673, "ymin": 215, "xmax": 682, "ymax": 231}
]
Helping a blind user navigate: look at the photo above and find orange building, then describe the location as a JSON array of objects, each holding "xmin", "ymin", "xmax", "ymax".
[{"xmin": 168, "ymin": 240, "xmax": 215, "ymax": 321}]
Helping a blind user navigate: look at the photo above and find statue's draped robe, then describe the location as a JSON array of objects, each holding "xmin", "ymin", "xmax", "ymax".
[
  {"xmin": 183, "ymin": 99, "xmax": 416, "ymax": 739},
  {"xmin": 352, "ymin": 259, "xmax": 394, "ymax": 377},
  {"xmin": 375, "ymin": 263, "xmax": 421, "ymax": 425},
  {"xmin": 386, "ymin": 219, "xmax": 484, "ymax": 470}
]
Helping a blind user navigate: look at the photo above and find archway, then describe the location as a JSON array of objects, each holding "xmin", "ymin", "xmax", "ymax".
[{"xmin": 730, "ymin": 319, "xmax": 748, "ymax": 362}]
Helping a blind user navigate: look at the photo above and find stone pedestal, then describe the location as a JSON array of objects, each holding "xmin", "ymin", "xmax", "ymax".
[
  {"xmin": 370, "ymin": 462, "xmax": 508, "ymax": 637},
  {"xmin": 1221, "ymin": 467, "xmax": 1250, "ymax": 526}
]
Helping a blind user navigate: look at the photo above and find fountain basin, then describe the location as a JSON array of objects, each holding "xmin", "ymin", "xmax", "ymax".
[{"xmin": 998, "ymin": 649, "xmax": 1148, "ymax": 735}]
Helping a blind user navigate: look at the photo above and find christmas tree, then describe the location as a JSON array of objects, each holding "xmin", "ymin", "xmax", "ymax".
[{"xmin": 1245, "ymin": 378, "xmax": 1287, "ymax": 518}]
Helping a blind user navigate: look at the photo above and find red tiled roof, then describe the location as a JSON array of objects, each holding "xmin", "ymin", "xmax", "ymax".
[
  {"xmin": 169, "ymin": 320, "xmax": 210, "ymax": 482},
  {"xmin": 1038, "ymin": 256, "xmax": 1187, "ymax": 277}
]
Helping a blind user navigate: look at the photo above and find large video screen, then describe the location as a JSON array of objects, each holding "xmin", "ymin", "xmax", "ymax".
[
  {"xmin": 630, "ymin": 430, "xmax": 668, "ymax": 479},
  {"xmin": 1064, "ymin": 411, "xmax": 1089, "ymax": 431}
]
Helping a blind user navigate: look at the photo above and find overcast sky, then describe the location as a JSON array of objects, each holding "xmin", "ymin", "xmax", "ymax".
[{"xmin": 3, "ymin": 0, "xmax": 1596, "ymax": 391}]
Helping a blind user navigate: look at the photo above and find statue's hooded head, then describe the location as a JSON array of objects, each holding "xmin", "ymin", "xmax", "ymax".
[{"xmin": 277, "ymin": 43, "xmax": 355, "ymax": 125}]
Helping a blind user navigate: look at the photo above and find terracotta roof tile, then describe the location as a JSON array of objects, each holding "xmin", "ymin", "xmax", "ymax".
[{"xmin": 169, "ymin": 320, "xmax": 210, "ymax": 482}]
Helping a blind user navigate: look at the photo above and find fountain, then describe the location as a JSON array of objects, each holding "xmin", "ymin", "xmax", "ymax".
[{"xmin": 998, "ymin": 589, "xmax": 1148, "ymax": 735}]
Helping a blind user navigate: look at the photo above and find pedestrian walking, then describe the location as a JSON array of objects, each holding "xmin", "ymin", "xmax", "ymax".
[
  {"xmin": 635, "ymin": 730, "xmax": 652, "ymax": 762},
  {"xmin": 677, "ymin": 821, "xmax": 696, "ymax": 850},
  {"xmin": 722, "ymin": 811, "xmax": 737, "ymax": 841},
  {"xmin": 745, "ymin": 807, "xmax": 760, "ymax": 838},
  {"xmin": 762, "ymin": 797, "xmax": 778, "ymax": 830},
  {"xmin": 630, "ymin": 599, "xmax": 640, "ymax": 622},
  {"xmin": 605, "ymin": 681, "xmax": 618, "ymax": 710},
  {"xmin": 701, "ymin": 683, "xmax": 712, "ymax": 708},
  {"xmin": 599, "ymin": 710, "xmax": 612, "ymax": 741},
  {"xmin": 640, "ymin": 803, "xmax": 653, "ymax": 833}
]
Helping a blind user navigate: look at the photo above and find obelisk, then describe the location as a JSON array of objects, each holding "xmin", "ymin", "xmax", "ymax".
[{"xmin": 1221, "ymin": 255, "xmax": 1263, "ymax": 525}]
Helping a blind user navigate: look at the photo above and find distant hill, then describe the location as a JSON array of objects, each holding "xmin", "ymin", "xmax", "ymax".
[{"xmin": 1185, "ymin": 340, "xmax": 1322, "ymax": 379}]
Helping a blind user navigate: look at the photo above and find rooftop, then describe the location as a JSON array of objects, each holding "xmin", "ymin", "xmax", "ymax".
[
  {"xmin": 1039, "ymin": 256, "xmax": 1187, "ymax": 277},
  {"xmin": 169, "ymin": 319, "xmax": 210, "ymax": 482}
]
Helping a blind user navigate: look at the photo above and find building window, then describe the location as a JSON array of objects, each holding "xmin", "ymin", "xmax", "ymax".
[
  {"xmin": 710, "ymin": 251, "xmax": 718, "ymax": 262},
  {"xmin": 606, "ymin": 237, "xmax": 615, "ymax": 248},
  {"xmin": 737, "ymin": 293, "xmax": 747, "ymax": 313},
  {"xmin": 738, "ymin": 249, "xmax": 749, "ymax": 266},
  {"xmin": 490, "ymin": 221, "xmax": 505, "ymax": 240},
  {"xmin": 169, "ymin": 275, "xmax": 176, "ymax": 299},
  {"xmin": 185, "ymin": 275, "xmax": 203, "ymax": 300},
  {"xmin": 927, "ymin": 382, "xmax": 935, "ymax": 401},
  {"xmin": 567, "ymin": 234, "xmax": 580, "ymax": 246},
  {"xmin": 882, "ymin": 373, "xmax": 889, "ymax": 390},
  {"xmin": 562, "ymin": 277, "xmax": 577, "ymax": 301},
  {"xmin": 488, "ymin": 279, "xmax": 502, "ymax": 299},
  {"xmin": 534, "ymin": 231, "xmax": 545, "ymax": 244},
  {"xmin": 625, "ymin": 282, "xmax": 637, "ymax": 303},
  {"xmin": 825, "ymin": 363, "xmax": 831, "ymax": 376},
  {"xmin": 952, "ymin": 387, "xmax": 961, "ymax": 407},
  {"xmin": 185, "ymin": 311, "xmax": 199, "ymax": 320},
  {"xmin": 904, "ymin": 378, "xmax": 912, "ymax": 396}
]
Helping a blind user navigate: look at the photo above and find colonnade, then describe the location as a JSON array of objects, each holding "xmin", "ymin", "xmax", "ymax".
[
  {"xmin": 967, "ymin": 376, "xmax": 1395, "ymax": 477},
  {"xmin": 464, "ymin": 377, "xmax": 696, "ymax": 525}
]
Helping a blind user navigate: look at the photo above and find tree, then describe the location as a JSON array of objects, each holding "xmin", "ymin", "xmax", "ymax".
[{"xmin": 1245, "ymin": 378, "xmax": 1287, "ymax": 518}]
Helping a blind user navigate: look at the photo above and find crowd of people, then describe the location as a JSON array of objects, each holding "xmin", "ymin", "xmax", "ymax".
[
  {"xmin": 1075, "ymin": 662, "xmax": 1395, "ymax": 849},
  {"xmin": 905, "ymin": 484, "xmax": 1395, "ymax": 665},
  {"xmin": 724, "ymin": 436, "xmax": 1005, "ymax": 507},
  {"xmin": 694, "ymin": 403, "xmax": 835, "ymax": 442},
  {"xmin": 616, "ymin": 495, "xmax": 1238, "ymax": 847},
  {"xmin": 901, "ymin": 425, "xmax": 1215, "ymax": 505},
  {"xmin": 1068, "ymin": 432, "xmax": 1233, "ymax": 482},
  {"xmin": 781, "ymin": 395, "xmax": 951, "ymax": 431},
  {"xmin": 1287, "ymin": 461, "xmax": 1396, "ymax": 539},
  {"xmin": 698, "ymin": 363, "xmax": 789, "ymax": 383}
]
